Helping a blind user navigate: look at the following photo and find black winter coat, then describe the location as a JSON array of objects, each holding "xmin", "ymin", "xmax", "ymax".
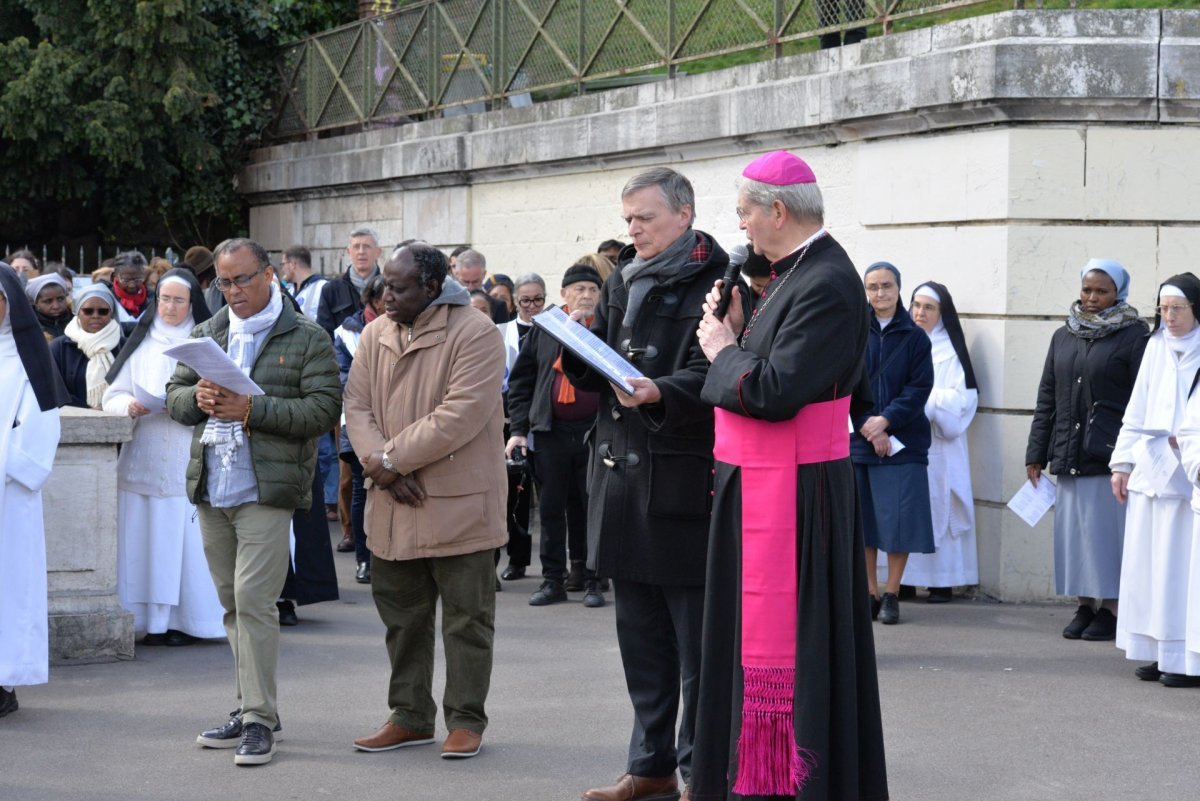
[
  {"xmin": 506, "ymin": 308, "xmax": 569, "ymax": 437},
  {"xmin": 317, "ymin": 268, "xmax": 370, "ymax": 337},
  {"xmin": 49, "ymin": 332, "xmax": 127, "ymax": 408},
  {"xmin": 1026, "ymin": 322, "xmax": 1148, "ymax": 477},
  {"xmin": 850, "ymin": 305, "xmax": 934, "ymax": 466},
  {"xmin": 562, "ymin": 232, "xmax": 728, "ymax": 585}
]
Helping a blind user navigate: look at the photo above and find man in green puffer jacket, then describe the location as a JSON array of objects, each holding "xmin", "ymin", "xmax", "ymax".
[{"xmin": 166, "ymin": 238, "xmax": 341, "ymax": 767}]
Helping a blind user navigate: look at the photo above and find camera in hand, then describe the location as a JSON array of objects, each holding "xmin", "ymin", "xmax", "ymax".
[{"xmin": 506, "ymin": 446, "xmax": 528, "ymax": 475}]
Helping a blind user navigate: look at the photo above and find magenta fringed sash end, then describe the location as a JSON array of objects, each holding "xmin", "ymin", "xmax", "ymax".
[{"xmin": 733, "ymin": 665, "xmax": 814, "ymax": 796}]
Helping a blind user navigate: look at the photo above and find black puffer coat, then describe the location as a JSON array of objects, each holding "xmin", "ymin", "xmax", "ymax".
[
  {"xmin": 1026, "ymin": 321, "xmax": 1148, "ymax": 477},
  {"xmin": 562, "ymin": 232, "xmax": 728, "ymax": 586}
]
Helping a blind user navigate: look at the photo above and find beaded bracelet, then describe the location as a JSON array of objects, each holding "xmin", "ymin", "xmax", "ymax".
[{"xmin": 242, "ymin": 395, "xmax": 253, "ymax": 435}]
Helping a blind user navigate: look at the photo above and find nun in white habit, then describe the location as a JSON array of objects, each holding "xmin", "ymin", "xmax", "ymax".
[
  {"xmin": 101, "ymin": 269, "xmax": 225, "ymax": 646},
  {"xmin": 901, "ymin": 282, "xmax": 980, "ymax": 599},
  {"xmin": 0, "ymin": 261, "xmax": 67, "ymax": 718},
  {"xmin": 1112, "ymin": 274, "xmax": 1200, "ymax": 687}
]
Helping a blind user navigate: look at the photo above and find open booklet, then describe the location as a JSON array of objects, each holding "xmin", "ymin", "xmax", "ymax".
[
  {"xmin": 531, "ymin": 305, "xmax": 643, "ymax": 395},
  {"xmin": 162, "ymin": 337, "xmax": 265, "ymax": 396}
]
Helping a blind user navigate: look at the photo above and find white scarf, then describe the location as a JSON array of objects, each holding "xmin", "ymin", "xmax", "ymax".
[
  {"xmin": 200, "ymin": 284, "xmax": 283, "ymax": 469},
  {"xmin": 64, "ymin": 315, "xmax": 121, "ymax": 409}
]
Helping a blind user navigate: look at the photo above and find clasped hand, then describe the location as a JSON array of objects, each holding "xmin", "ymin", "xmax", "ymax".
[
  {"xmin": 363, "ymin": 450, "xmax": 426, "ymax": 507},
  {"xmin": 196, "ymin": 379, "xmax": 248, "ymax": 422}
]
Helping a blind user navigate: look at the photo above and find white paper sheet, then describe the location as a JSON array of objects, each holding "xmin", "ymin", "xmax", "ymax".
[
  {"xmin": 162, "ymin": 337, "xmax": 265, "ymax": 396},
  {"xmin": 1133, "ymin": 435, "xmax": 1185, "ymax": 496},
  {"xmin": 888, "ymin": 436, "xmax": 906, "ymax": 456},
  {"xmin": 1007, "ymin": 477, "xmax": 1056, "ymax": 527},
  {"xmin": 133, "ymin": 383, "xmax": 167, "ymax": 414}
]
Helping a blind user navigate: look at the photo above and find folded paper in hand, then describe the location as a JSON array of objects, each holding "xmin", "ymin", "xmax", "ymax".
[
  {"xmin": 1007, "ymin": 477, "xmax": 1056, "ymax": 528},
  {"xmin": 162, "ymin": 337, "xmax": 265, "ymax": 396}
]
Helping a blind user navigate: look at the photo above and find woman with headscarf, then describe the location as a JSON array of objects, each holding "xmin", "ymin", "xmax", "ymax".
[
  {"xmin": 48, "ymin": 283, "xmax": 126, "ymax": 408},
  {"xmin": 851, "ymin": 261, "xmax": 935, "ymax": 625},
  {"xmin": 24, "ymin": 273, "xmax": 74, "ymax": 341},
  {"xmin": 902, "ymin": 282, "xmax": 980, "ymax": 602},
  {"xmin": 1110, "ymin": 274, "xmax": 1200, "ymax": 686},
  {"xmin": 101, "ymin": 269, "xmax": 224, "ymax": 647},
  {"xmin": 0, "ymin": 262, "xmax": 68, "ymax": 719},
  {"xmin": 1026, "ymin": 259, "xmax": 1148, "ymax": 641}
]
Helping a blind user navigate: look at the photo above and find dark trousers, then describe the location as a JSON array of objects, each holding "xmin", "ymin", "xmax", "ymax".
[
  {"xmin": 613, "ymin": 579, "xmax": 705, "ymax": 783},
  {"xmin": 345, "ymin": 453, "xmax": 369, "ymax": 565},
  {"xmin": 504, "ymin": 465, "xmax": 532, "ymax": 567},
  {"xmin": 531, "ymin": 420, "xmax": 591, "ymax": 582},
  {"xmin": 371, "ymin": 549, "xmax": 496, "ymax": 734}
]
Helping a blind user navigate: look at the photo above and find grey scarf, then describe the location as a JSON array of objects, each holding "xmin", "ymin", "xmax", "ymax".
[
  {"xmin": 1066, "ymin": 300, "xmax": 1143, "ymax": 340},
  {"xmin": 621, "ymin": 229, "xmax": 697, "ymax": 329}
]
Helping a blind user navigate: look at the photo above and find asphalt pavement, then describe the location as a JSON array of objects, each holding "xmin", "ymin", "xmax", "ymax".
[{"xmin": 2, "ymin": 527, "xmax": 1198, "ymax": 801}]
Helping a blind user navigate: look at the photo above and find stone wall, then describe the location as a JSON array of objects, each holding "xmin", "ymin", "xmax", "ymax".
[{"xmin": 241, "ymin": 9, "xmax": 1200, "ymax": 601}]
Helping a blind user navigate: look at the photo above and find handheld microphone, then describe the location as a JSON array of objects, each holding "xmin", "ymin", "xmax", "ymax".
[{"xmin": 714, "ymin": 244, "xmax": 749, "ymax": 320}]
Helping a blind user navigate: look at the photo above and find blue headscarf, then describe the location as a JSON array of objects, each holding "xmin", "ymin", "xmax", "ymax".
[
  {"xmin": 1080, "ymin": 258, "xmax": 1130, "ymax": 302},
  {"xmin": 864, "ymin": 261, "xmax": 901, "ymax": 289}
]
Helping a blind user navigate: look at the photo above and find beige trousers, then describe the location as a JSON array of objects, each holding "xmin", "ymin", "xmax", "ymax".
[{"xmin": 197, "ymin": 502, "xmax": 293, "ymax": 729}]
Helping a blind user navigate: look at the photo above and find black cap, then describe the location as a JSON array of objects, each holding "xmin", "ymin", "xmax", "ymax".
[{"xmin": 562, "ymin": 264, "xmax": 603, "ymax": 289}]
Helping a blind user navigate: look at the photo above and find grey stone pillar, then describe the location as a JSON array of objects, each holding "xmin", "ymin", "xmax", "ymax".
[{"xmin": 44, "ymin": 407, "xmax": 135, "ymax": 665}]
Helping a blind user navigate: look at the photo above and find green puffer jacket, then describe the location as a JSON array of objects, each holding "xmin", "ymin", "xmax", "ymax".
[{"xmin": 166, "ymin": 300, "xmax": 342, "ymax": 510}]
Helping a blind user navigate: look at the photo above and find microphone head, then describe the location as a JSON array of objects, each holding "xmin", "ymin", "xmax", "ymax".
[{"xmin": 727, "ymin": 243, "xmax": 749, "ymax": 268}]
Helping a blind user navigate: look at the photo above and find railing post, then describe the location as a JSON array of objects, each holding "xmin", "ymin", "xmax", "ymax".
[
  {"xmin": 774, "ymin": 0, "xmax": 783, "ymax": 59},
  {"xmin": 667, "ymin": 0, "xmax": 676, "ymax": 79},
  {"xmin": 577, "ymin": 0, "xmax": 586, "ymax": 96}
]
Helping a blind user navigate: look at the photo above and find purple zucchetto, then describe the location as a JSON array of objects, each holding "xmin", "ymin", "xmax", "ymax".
[{"xmin": 742, "ymin": 150, "xmax": 817, "ymax": 186}]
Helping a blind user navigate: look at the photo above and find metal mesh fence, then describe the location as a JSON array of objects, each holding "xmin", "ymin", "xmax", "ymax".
[{"xmin": 268, "ymin": 0, "xmax": 992, "ymax": 138}]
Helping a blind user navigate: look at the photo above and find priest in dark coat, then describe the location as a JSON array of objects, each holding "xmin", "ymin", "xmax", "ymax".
[{"xmin": 692, "ymin": 151, "xmax": 889, "ymax": 801}]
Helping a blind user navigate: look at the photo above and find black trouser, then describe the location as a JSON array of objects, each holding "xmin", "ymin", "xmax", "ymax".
[
  {"xmin": 613, "ymin": 578, "xmax": 705, "ymax": 783},
  {"xmin": 530, "ymin": 420, "xmax": 592, "ymax": 582},
  {"xmin": 504, "ymin": 464, "xmax": 532, "ymax": 567},
  {"xmin": 345, "ymin": 453, "xmax": 369, "ymax": 565}
]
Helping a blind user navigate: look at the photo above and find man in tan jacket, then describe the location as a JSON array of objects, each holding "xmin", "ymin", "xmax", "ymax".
[{"xmin": 344, "ymin": 242, "xmax": 506, "ymax": 760}]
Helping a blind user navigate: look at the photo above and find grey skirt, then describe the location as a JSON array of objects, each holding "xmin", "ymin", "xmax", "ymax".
[
  {"xmin": 856, "ymin": 462, "xmax": 935, "ymax": 554},
  {"xmin": 1054, "ymin": 473, "xmax": 1125, "ymax": 598}
]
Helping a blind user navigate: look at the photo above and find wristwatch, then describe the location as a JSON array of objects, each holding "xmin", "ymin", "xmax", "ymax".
[{"xmin": 381, "ymin": 451, "xmax": 397, "ymax": 473}]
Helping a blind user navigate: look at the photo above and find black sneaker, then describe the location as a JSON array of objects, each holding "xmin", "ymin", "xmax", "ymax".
[
  {"xmin": 1081, "ymin": 608, "xmax": 1117, "ymax": 641},
  {"xmin": 0, "ymin": 687, "xmax": 17, "ymax": 718},
  {"xmin": 583, "ymin": 579, "xmax": 605, "ymax": 608},
  {"xmin": 564, "ymin": 561, "xmax": 586, "ymax": 592},
  {"xmin": 197, "ymin": 709, "xmax": 282, "ymax": 748},
  {"xmin": 235, "ymin": 722, "xmax": 276, "ymax": 766},
  {"xmin": 879, "ymin": 592, "xmax": 900, "ymax": 625},
  {"xmin": 1062, "ymin": 604, "xmax": 1095, "ymax": 639},
  {"xmin": 529, "ymin": 580, "xmax": 567, "ymax": 606},
  {"xmin": 276, "ymin": 600, "xmax": 299, "ymax": 627},
  {"xmin": 1135, "ymin": 662, "xmax": 1162, "ymax": 682}
]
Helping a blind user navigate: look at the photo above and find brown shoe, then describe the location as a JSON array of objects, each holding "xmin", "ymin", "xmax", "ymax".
[
  {"xmin": 336, "ymin": 534, "xmax": 354, "ymax": 552},
  {"xmin": 352, "ymin": 721, "xmax": 435, "ymax": 752},
  {"xmin": 440, "ymin": 728, "xmax": 482, "ymax": 759},
  {"xmin": 581, "ymin": 773, "xmax": 679, "ymax": 801}
]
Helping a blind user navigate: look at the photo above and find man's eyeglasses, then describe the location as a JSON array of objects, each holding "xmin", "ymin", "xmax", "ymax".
[
  {"xmin": 517, "ymin": 296, "xmax": 546, "ymax": 307},
  {"xmin": 215, "ymin": 268, "xmax": 264, "ymax": 292},
  {"xmin": 78, "ymin": 307, "xmax": 112, "ymax": 317}
]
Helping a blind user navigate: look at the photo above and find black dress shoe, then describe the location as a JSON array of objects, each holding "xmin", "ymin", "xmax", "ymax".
[
  {"xmin": 1160, "ymin": 672, "xmax": 1200, "ymax": 688},
  {"xmin": 1062, "ymin": 604, "xmax": 1095, "ymax": 639},
  {"xmin": 1135, "ymin": 662, "xmax": 1162, "ymax": 682},
  {"xmin": 500, "ymin": 564, "xmax": 526, "ymax": 581},
  {"xmin": 336, "ymin": 534, "xmax": 354, "ymax": 552},
  {"xmin": 529, "ymin": 580, "xmax": 567, "ymax": 606},
  {"xmin": 141, "ymin": 632, "xmax": 169, "ymax": 646},
  {"xmin": 926, "ymin": 587, "xmax": 953, "ymax": 604},
  {"xmin": 235, "ymin": 722, "xmax": 276, "ymax": 766},
  {"xmin": 165, "ymin": 629, "xmax": 199, "ymax": 647},
  {"xmin": 276, "ymin": 600, "xmax": 299, "ymax": 627},
  {"xmin": 870, "ymin": 594, "xmax": 882, "ymax": 621},
  {"xmin": 355, "ymin": 561, "xmax": 371, "ymax": 584},
  {"xmin": 583, "ymin": 579, "xmax": 606, "ymax": 608},
  {"xmin": 879, "ymin": 592, "xmax": 900, "ymax": 625},
  {"xmin": 898, "ymin": 584, "xmax": 917, "ymax": 601},
  {"xmin": 0, "ymin": 687, "xmax": 17, "ymax": 718},
  {"xmin": 1081, "ymin": 608, "xmax": 1116, "ymax": 641}
]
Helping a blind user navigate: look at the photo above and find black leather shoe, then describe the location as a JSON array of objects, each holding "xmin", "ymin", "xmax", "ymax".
[
  {"xmin": 529, "ymin": 580, "xmax": 567, "ymax": 606},
  {"xmin": 0, "ymin": 687, "xmax": 17, "ymax": 718},
  {"xmin": 141, "ymin": 632, "xmax": 169, "ymax": 646},
  {"xmin": 355, "ymin": 561, "xmax": 371, "ymax": 584},
  {"xmin": 926, "ymin": 587, "xmax": 953, "ymax": 604},
  {"xmin": 597, "ymin": 577, "xmax": 610, "ymax": 592},
  {"xmin": 564, "ymin": 560, "xmax": 586, "ymax": 592},
  {"xmin": 1135, "ymin": 662, "xmax": 1162, "ymax": 682},
  {"xmin": 1062, "ymin": 604, "xmax": 1095, "ymax": 639},
  {"xmin": 276, "ymin": 600, "xmax": 299, "ymax": 627},
  {"xmin": 197, "ymin": 709, "xmax": 281, "ymax": 748},
  {"xmin": 583, "ymin": 579, "xmax": 605, "ymax": 608},
  {"xmin": 235, "ymin": 722, "xmax": 276, "ymax": 766},
  {"xmin": 165, "ymin": 629, "xmax": 198, "ymax": 647},
  {"xmin": 500, "ymin": 564, "xmax": 526, "ymax": 581},
  {"xmin": 870, "ymin": 594, "xmax": 882, "ymax": 621},
  {"xmin": 1081, "ymin": 608, "xmax": 1116, "ymax": 641},
  {"xmin": 898, "ymin": 584, "xmax": 917, "ymax": 601},
  {"xmin": 1160, "ymin": 672, "xmax": 1200, "ymax": 688},
  {"xmin": 879, "ymin": 592, "xmax": 900, "ymax": 625}
]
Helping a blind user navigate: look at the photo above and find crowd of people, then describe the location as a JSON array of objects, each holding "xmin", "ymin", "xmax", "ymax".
[{"xmin": 3, "ymin": 148, "xmax": 1200, "ymax": 800}]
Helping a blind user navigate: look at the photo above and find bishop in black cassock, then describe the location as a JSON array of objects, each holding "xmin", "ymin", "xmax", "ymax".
[{"xmin": 692, "ymin": 151, "xmax": 889, "ymax": 801}]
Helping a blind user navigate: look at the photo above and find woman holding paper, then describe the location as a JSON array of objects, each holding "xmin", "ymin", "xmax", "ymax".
[
  {"xmin": 1111, "ymin": 274, "xmax": 1200, "ymax": 686},
  {"xmin": 1025, "ymin": 259, "xmax": 1148, "ymax": 641},
  {"xmin": 851, "ymin": 262, "xmax": 935, "ymax": 625},
  {"xmin": 101, "ymin": 269, "xmax": 224, "ymax": 646}
]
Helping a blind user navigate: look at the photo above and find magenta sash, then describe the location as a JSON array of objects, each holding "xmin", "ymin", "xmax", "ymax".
[{"xmin": 713, "ymin": 395, "xmax": 850, "ymax": 796}]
